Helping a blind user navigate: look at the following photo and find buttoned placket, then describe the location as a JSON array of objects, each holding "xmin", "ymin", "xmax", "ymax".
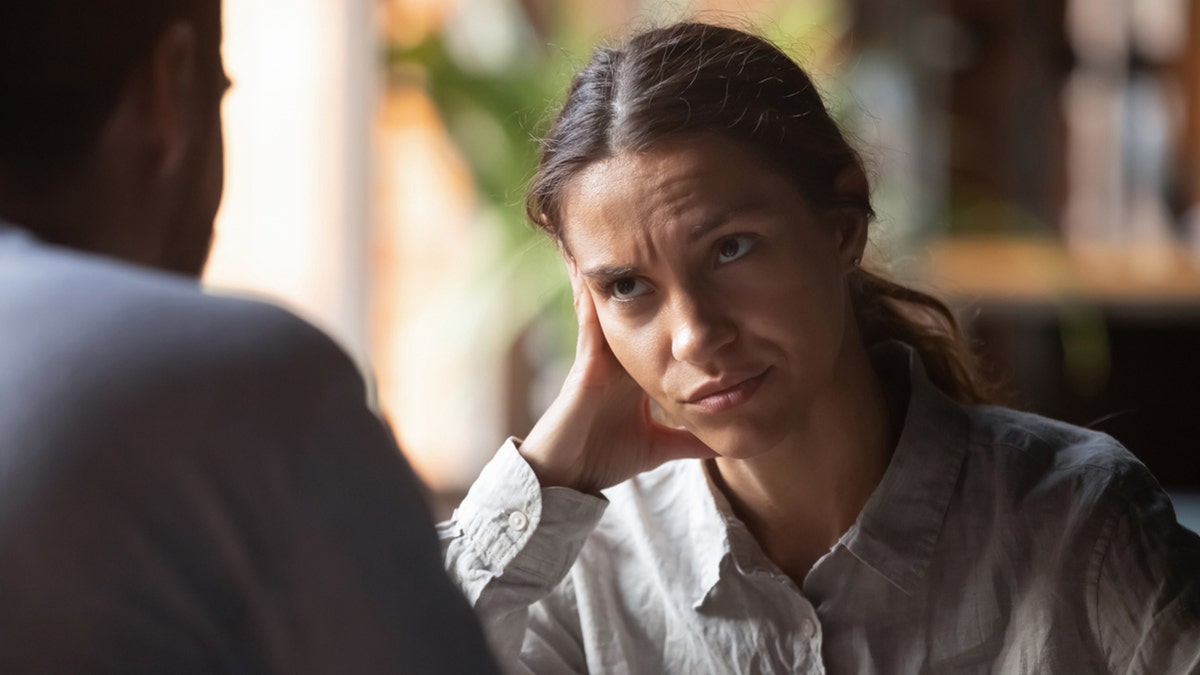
[
  {"xmin": 780, "ymin": 574, "xmax": 825, "ymax": 673},
  {"xmin": 729, "ymin": 533, "xmax": 828, "ymax": 673},
  {"xmin": 697, "ymin": 459, "xmax": 831, "ymax": 673},
  {"xmin": 755, "ymin": 568, "xmax": 826, "ymax": 673}
]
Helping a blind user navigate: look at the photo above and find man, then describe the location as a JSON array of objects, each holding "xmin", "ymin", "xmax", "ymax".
[{"xmin": 0, "ymin": 1, "xmax": 499, "ymax": 672}]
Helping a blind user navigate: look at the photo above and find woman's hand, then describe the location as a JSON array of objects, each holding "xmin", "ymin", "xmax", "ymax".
[{"xmin": 519, "ymin": 263, "xmax": 717, "ymax": 494}]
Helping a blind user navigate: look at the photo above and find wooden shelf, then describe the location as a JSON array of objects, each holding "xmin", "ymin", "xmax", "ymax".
[{"xmin": 919, "ymin": 235, "xmax": 1200, "ymax": 308}]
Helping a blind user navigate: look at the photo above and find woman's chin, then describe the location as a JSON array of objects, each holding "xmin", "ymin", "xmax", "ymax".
[{"xmin": 693, "ymin": 421, "xmax": 787, "ymax": 461}]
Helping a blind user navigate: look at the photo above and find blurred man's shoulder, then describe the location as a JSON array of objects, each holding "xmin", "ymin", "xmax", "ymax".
[{"xmin": 0, "ymin": 237, "xmax": 358, "ymax": 402}]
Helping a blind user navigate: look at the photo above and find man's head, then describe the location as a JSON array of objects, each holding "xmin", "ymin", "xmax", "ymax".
[{"xmin": 0, "ymin": 0, "xmax": 227, "ymax": 276}]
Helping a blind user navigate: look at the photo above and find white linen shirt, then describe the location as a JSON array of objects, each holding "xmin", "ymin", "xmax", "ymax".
[{"xmin": 440, "ymin": 342, "xmax": 1200, "ymax": 674}]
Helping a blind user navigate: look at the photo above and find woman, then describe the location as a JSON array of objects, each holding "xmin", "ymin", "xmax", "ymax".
[{"xmin": 440, "ymin": 22, "xmax": 1200, "ymax": 674}]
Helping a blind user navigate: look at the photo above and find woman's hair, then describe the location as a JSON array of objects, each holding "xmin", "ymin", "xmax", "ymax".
[{"xmin": 527, "ymin": 21, "xmax": 995, "ymax": 405}]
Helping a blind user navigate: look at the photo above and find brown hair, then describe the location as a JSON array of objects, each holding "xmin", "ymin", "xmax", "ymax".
[{"xmin": 527, "ymin": 22, "xmax": 993, "ymax": 405}]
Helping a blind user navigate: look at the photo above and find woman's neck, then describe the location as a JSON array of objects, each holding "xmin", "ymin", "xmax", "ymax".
[{"xmin": 710, "ymin": 338, "xmax": 899, "ymax": 584}]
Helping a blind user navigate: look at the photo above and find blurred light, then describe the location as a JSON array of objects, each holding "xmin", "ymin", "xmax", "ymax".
[
  {"xmin": 1061, "ymin": 70, "xmax": 1124, "ymax": 247},
  {"xmin": 373, "ymin": 85, "xmax": 503, "ymax": 488},
  {"xmin": 1130, "ymin": 0, "xmax": 1188, "ymax": 62},
  {"xmin": 1067, "ymin": 0, "xmax": 1129, "ymax": 66},
  {"xmin": 206, "ymin": 0, "xmax": 372, "ymax": 360},
  {"xmin": 382, "ymin": 0, "xmax": 457, "ymax": 48},
  {"xmin": 443, "ymin": 0, "xmax": 527, "ymax": 75}
]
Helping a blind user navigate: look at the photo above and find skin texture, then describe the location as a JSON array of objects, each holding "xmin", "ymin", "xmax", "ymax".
[{"xmin": 520, "ymin": 133, "xmax": 895, "ymax": 579}]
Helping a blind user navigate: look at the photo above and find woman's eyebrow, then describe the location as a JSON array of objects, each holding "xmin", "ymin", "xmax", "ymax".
[
  {"xmin": 687, "ymin": 202, "xmax": 764, "ymax": 242},
  {"xmin": 581, "ymin": 264, "xmax": 638, "ymax": 283}
]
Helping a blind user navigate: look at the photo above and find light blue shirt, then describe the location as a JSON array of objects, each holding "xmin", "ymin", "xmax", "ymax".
[{"xmin": 0, "ymin": 227, "xmax": 499, "ymax": 673}]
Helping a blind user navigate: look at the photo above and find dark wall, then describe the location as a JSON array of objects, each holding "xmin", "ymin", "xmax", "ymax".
[{"xmin": 968, "ymin": 304, "xmax": 1200, "ymax": 488}]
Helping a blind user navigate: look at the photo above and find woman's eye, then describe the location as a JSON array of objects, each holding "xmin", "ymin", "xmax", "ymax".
[
  {"xmin": 716, "ymin": 235, "xmax": 755, "ymax": 264},
  {"xmin": 610, "ymin": 277, "xmax": 649, "ymax": 300}
]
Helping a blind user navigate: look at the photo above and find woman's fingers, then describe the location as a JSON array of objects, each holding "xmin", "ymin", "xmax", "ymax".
[
  {"xmin": 567, "ymin": 258, "xmax": 618, "ymax": 377},
  {"xmin": 566, "ymin": 257, "xmax": 581, "ymax": 300},
  {"xmin": 572, "ymin": 279, "xmax": 607, "ymax": 363}
]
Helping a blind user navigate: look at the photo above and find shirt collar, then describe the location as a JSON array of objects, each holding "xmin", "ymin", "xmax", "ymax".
[
  {"xmin": 685, "ymin": 340, "xmax": 971, "ymax": 606},
  {"xmin": 674, "ymin": 456, "xmax": 781, "ymax": 611},
  {"xmin": 688, "ymin": 463, "xmax": 734, "ymax": 609},
  {"xmin": 839, "ymin": 340, "xmax": 971, "ymax": 595}
]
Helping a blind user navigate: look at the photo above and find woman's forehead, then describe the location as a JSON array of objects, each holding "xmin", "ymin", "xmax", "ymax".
[
  {"xmin": 558, "ymin": 135, "xmax": 798, "ymax": 251},
  {"xmin": 560, "ymin": 156, "xmax": 711, "ymax": 256}
]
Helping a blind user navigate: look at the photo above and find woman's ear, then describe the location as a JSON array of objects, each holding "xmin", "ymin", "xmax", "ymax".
[
  {"xmin": 832, "ymin": 207, "xmax": 868, "ymax": 270},
  {"xmin": 830, "ymin": 167, "xmax": 870, "ymax": 270}
]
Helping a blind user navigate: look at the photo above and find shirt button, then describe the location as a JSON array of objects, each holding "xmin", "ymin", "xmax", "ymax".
[
  {"xmin": 801, "ymin": 618, "xmax": 817, "ymax": 639},
  {"xmin": 507, "ymin": 511, "xmax": 529, "ymax": 532}
]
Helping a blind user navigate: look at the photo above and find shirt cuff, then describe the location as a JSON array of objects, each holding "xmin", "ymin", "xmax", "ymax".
[{"xmin": 454, "ymin": 439, "xmax": 608, "ymax": 579}]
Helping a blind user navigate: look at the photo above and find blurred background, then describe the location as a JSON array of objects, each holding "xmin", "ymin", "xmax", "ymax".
[{"xmin": 204, "ymin": 0, "xmax": 1200, "ymax": 525}]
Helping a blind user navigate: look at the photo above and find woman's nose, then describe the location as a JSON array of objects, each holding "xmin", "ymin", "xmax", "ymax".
[{"xmin": 669, "ymin": 295, "xmax": 737, "ymax": 364}]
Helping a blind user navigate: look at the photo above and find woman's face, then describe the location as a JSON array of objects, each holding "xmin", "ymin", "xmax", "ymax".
[{"xmin": 559, "ymin": 133, "xmax": 865, "ymax": 457}]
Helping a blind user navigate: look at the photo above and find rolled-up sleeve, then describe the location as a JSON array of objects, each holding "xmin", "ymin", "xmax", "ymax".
[{"xmin": 440, "ymin": 440, "xmax": 608, "ymax": 673}]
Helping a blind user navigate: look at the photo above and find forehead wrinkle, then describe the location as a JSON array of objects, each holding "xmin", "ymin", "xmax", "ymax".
[{"xmin": 561, "ymin": 151, "xmax": 702, "ymax": 272}]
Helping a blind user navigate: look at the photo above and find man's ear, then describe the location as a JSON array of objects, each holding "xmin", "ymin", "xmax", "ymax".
[{"xmin": 135, "ymin": 22, "xmax": 201, "ymax": 178}]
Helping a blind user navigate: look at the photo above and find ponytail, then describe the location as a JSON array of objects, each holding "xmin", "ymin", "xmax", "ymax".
[{"xmin": 849, "ymin": 267, "xmax": 997, "ymax": 405}]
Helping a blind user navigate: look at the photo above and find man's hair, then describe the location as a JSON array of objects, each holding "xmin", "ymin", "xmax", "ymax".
[{"xmin": 0, "ymin": 0, "xmax": 221, "ymax": 188}]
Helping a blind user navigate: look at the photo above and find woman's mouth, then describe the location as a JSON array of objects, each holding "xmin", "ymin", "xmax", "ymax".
[{"xmin": 684, "ymin": 368, "xmax": 769, "ymax": 414}]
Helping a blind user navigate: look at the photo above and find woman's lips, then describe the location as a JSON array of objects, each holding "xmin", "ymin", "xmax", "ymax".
[{"xmin": 684, "ymin": 368, "xmax": 769, "ymax": 414}]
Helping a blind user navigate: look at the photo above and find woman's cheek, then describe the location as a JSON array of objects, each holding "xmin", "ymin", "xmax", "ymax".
[{"xmin": 606, "ymin": 320, "xmax": 665, "ymax": 392}]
